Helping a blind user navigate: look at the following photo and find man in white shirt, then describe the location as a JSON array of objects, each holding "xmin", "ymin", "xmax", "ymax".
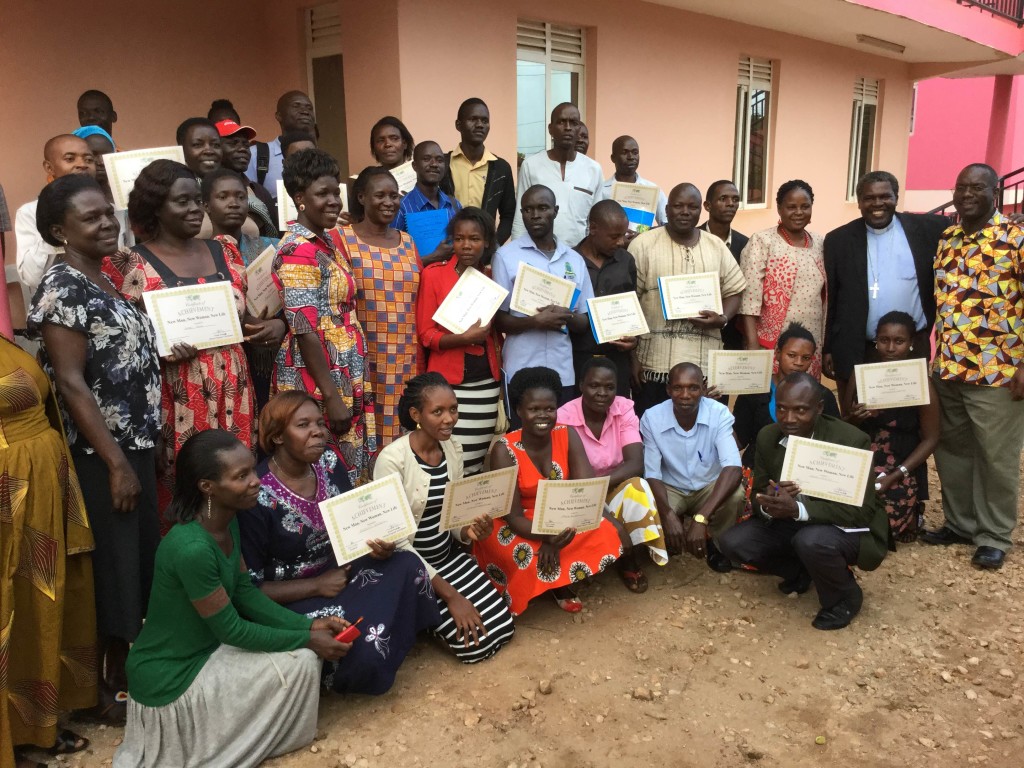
[
  {"xmin": 510, "ymin": 103, "xmax": 602, "ymax": 248},
  {"xmin": 600, "ymin": 135, "xmax": 667, "ymax": 226},
  {"xmin": 16, "ymin": 134, "xmax": 96, "ymax": 305}
]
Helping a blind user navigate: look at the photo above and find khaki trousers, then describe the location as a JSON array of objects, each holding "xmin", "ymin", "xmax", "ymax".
[{"xmin": 664, "ymin": 482, "xmax": 745, "ymax": 541}]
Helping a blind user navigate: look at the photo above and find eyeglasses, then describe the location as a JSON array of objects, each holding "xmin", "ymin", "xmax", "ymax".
[{"xmin": 952, "ymin": 184, "xmax": 994, "ymax": 194}]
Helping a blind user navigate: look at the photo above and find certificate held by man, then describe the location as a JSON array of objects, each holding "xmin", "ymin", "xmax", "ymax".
[
  {"xmin": 439, "ymin": 466, "xmax": 518, "ymax": 532},
  {"xmin": 658, "ymin": 272, "xmax": 723, "ymax": 320},
  {"xmin": 431, "ymin": 266, "xmax": 509, "ymax": 335},
  {"xmin": 587, "ymin": 292, "xmax": 650, "ymax": 344},
  {"xmin": 104, "ymin": 146, "xmax": 186, "ymax": 210},
  {"xmin": 245, "ymin": 245, "xmax": 283, "ymax": 318},
  {"xmin": 142, "ymin": 281, "xmax": 244, "ymax": 357},
  {"xmin": 707, "ymin": 349, "xmax": 773, "ymax": 395},
  {"xmin": 319, "ymin": 474, "xmax": 418, "ymax": 565},
  {"xmin": 610, "ymin": 182, "xmax": 659, "ymax": 234},
  {"xmin": 389, "ymin": 160, "xmax": 418, "ymax": 195},
  {"xmin": 779, "ymin": 436, "xmax": 873, "ymax": 507},
  {"xmin": 509, "ymin": 262, "xmax": 578, "ymax": 316},
  {"xmin": 854, "ymin": 358, "xmax": 930, "ymax": 410},
  {"xmin": 531, "ymin": 476, "xmax": 610, "ymax": 535}
]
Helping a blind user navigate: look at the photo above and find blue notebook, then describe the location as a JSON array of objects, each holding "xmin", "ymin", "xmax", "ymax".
[{"xmin": 405, "ymin": 208, "xmax": 450, "ymax": 256}]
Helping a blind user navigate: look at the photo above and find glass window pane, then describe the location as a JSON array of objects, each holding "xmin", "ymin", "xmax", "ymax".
[
  {"xmin": 746, "ymin": 88, "xmax": 769, "ymax": 205},
  {"xmin": 517, "ymin": 59, "xmax": 547, "ymax": 157},
  {"xmin": 857, "ymin": 103, "xmax": 876, "ymax": 181},
  {"xmin": 551, "ymin": 69, "xmax": 580, "ymax": 109}
]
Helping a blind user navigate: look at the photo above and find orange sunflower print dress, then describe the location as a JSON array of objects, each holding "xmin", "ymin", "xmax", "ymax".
[{"xmin": 472, "ymin": 425, "xmax": 622, "ymax": 615}]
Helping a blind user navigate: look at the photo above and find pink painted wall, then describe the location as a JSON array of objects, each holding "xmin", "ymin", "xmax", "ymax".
[{"xmin": 849, "ymin": 0, "xmax": 1024, "ymax": 55}]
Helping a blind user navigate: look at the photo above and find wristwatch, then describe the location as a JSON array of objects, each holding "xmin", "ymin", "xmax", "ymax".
[{"xmin": 692, "ymin": 513, "xmax": 708, "ymax": 525}]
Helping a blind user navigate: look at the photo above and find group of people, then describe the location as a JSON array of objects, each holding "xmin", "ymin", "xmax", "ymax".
[{"xmin": 2, "ymin": 86, "xmax": 1021, "ymax": 768}]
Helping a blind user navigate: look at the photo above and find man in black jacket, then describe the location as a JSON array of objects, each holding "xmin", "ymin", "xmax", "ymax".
[
  {"xmin": 822, "ymin": 171, "xmax": 947, "ymax": 409},
  {"xmin": 440, "ymin": 98, "xmax": 517, "ymax": 250}
]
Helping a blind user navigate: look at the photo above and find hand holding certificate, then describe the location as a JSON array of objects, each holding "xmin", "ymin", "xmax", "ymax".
[
  {"xmin": 319, "ymin": 474, "xmax": 417, "ymax": 565},
  {"xmin": 610, "ymin": 182, "xmax": 659, "ymax": 233},
  {"xmin": 780, "ymin": 436, "xmax": 873, "ymax": 507},
  {"xmin": 104, "ymin": 147, "xmax": 186, "ymax": 210},
  {"xmin": 142, "ymin": 282, "xmax": 244, "ymax": 357},
  {"xmin": 587, "ymin": 292, "xmax": 649, "ymax": 344},
  {"xmin": 707, "ymin": 350, "xmax": 773, "ymax": 395},
  {"xmin": 245, "ymin": 245, "xmax": 283, "ymax": 318},
  {"xmin": 431, "ymin": 267, "xmax": 508, "ymax": 335},
  {"xmin": 439, "ymin": 466, "xmax": 518, "ymax": 532},
  {"xmin": 854, "ymin": 358, "xmax": 930, "ymax": 410},
  {"xmin": 389, "ymin": 161, "xmax": 418, "ymax": 195},
  {"xmin": 509, "ymin": 262, "xmax": 577, "ymax": 316},
  {"xmin": 658, "ymin": 272, "xmax": 723, "ymax": 320},
  {"xmin": 531, "ymin": 477, "xmax": 610, "ymax": 535}
]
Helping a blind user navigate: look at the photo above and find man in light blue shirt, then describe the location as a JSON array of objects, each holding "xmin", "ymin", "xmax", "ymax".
[
  {"xmin": 494, "ymin": 185, "xmax": 595, "ymax": 410},
  {"xmin": 245, "ymin": 91, "xmax": 316, "ymax": 201},
  {"xmin": 640, "ymin": 362, "xmax": 743, "ymax": 571},
  {"xmin": 392, "ymin": 141, "xmax": 461, "ymax": 265}
]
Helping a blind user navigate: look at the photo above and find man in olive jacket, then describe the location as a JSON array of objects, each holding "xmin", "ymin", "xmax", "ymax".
[{"xmin": 718, "ymin": 373, "xmax": 889, "ymax": 630}]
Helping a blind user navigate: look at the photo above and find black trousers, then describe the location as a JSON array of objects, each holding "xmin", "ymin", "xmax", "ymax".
[{"xmin": 718, "ymin": 517, "xmax": 860, "ymax": 609}]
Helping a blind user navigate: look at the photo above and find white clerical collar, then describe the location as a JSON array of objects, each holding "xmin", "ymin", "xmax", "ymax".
[{"xmin": 865, "ymin": 217, "xmax": 897, "ymax": 236}]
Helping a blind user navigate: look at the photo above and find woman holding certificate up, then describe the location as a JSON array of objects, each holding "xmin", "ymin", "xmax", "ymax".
[
  {"xmin": 416, "ymin": 207, "xmax": 502, "ymax": 474},
  {"xmin": 375, "ymin": 373, "xmax": 516, "ymax": 662},
  {"xmin": 473, "ymin": 367, "xmax": 627, "ymax": 614},
  {"xmin": 273, "ymin": 149, "xmax": 375, "ymax": 486},
  {"xmin": 104, "ymin": 159, "xmax": 259, "ymax": 523},
  {"xmin": 239, "ymin": 393, "xmax": 441, "ymax": 693},
  {"xmin": 739, "ymin": 180, "xmax": 826, "ymax": 378},
  {"xmin": 846, "ymin": 311, "xmax": 939, "ymax": 541}
]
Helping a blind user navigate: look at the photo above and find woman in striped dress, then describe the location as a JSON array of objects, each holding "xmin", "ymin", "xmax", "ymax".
[
  {"xmin": 416, "ymin": 207, "xmax": 502, "ymax": 474},
  {"xmin": 375, "ymin": 373, "xmax": 515, "ymax": 662}
]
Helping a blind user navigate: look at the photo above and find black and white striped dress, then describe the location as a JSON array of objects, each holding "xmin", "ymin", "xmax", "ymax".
[
  {"xmin": 413, "ymin": 453, "xmax": 515, "ymax": 663},
  {"xmin": 452, "ymin": 377, "xmax": 500, "ymax": 475}
]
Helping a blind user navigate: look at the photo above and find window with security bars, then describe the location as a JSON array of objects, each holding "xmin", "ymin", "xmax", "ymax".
[
  {"xmin": 733, "ymin": 56, "xmax": 773, "ymax": 207},
  {"xmin": 516, "ymin": 19, "xmax": 585, "ymax": 159},
  {"xmin": 848, "ymin": 77, "xmax": 880, "ymax": 200}
]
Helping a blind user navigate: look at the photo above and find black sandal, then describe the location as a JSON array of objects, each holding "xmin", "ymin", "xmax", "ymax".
[
  {"xmin": 14, "ymin": 748, "xmax": 47, "ymax": 768},
  {"xmin": 46, "ymin": 728, "xmax": 90, "ymax": 756}
]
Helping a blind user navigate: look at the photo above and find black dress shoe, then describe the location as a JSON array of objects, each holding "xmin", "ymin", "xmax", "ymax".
[
  {"xmin": 705, "ymin": 541, "xmax": 733, "ymax": 573},
  {"xmin": 971, "ymin": 546, "xmax": 1006, "ymax": 570},
  {"xmin": 919, "ymin": 526, "xmax": 973, "ymax": 546},
  {"xmin": 812, "ymin": 585, "xmax": 864, "ymax": 631},
  {"xmin": 778, "ymin": 568, "xmax": 813, "ymax": 595}
]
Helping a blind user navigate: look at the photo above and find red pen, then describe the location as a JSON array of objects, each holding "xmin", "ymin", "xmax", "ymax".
[{"xmin": 335, "ymin": 616, "xmax": 363, "ymax": 643}]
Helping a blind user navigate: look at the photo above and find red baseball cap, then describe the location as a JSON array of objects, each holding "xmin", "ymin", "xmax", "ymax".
[{"xmin": 214, "ymin": 119, "xmax": 257, "ymax": 141}]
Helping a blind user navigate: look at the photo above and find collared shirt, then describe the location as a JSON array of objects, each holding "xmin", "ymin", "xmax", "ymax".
[
  {"xmin": 865, "ymin": 216, "xmax": 926, "ymax": 337},
  {"xmin": 493, "ymin": 234, "xmax": 595, "ymax": 386},
  {"xmin": 640, "ymin": 397, "xmax": 741, "ymax": 492},
  {"xmin": 572, "ymin": 241, "xmax": 637, "ymax": 356},
  {"xmin": 449, "ymin": 145, "xmax": 497, "ymax": 209},
  {"xmin": 935, "ymin": 211, "xmax": 1024, "ymax": 386},
  {"xmin": 558, "ymin": 395, "xmax": 641, "ymax": 476},
  {"xmin": 392, "ymin": 185, "xmax": 461, "ymax": 236},
  {"xmin": 600, "ymin": 173, "xmax": 668, "ymax": 226},
  {"xmin": 244, "ymin": 136, "xmax": 283, "ymax": 200},
  {"xmin": 15, "ymin": 199, "xmax": 60, "ymax": 305},
  {"xmin": 510, "ymin": 151, "xmax": 603, "ymax": 247}
]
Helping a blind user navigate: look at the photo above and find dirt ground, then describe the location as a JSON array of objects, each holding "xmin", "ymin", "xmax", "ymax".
[{"xmin": 46, "ymin": 461, "xmax": 1024, "ymax": 768}]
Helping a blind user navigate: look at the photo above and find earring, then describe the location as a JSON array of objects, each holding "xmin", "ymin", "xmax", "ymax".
[
  {"xmin": 206, "ymin": 496, "xmax": 212, "ymax": 521},
  {"xmin": 299, "ymin": 203, "xmax": 306, "ymax": 212},
  {"xmin": 63, "ymin": 239, "xmax": 68, "ymax": 246},
  {"xmin": 415, "ymin": 422, "xmax": 421, "ymax": 430},
  {"xmin": 909, "ymin": 346, "xmax": 914, "ymax": 351}
]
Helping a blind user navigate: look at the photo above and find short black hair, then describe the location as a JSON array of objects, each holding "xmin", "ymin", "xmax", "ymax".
[
  {"xmin": 127, "ymin": 159, "xmax": 196, "ymax": 238},
  {"xmin": 208, "ymin": 99, "xmax": 240, "ymax": 123},
  {"xmin": 776, "ymin": 179, "xmax": 814, "ymax": 206},
  {"xmin": 706, "ymin": 179, "xmax": 738, "ymax": 201},
  {"xmin": 668, "ymin": 182, "xmax": 701, "ymax": 203},
  {"xmin": 350, "ymin": 165, "xmax": 397, "ymax": 221},
  {"xmin": 875, "ymin": 310, "xmax": 916, "ymax": 336},
  {"xmin": 457, "ymin": 98, "xmax": 488, "ymax": 121},
  {"xmin": 36, "ymin": 174, "xmax": 105, "ymax": 247},
  {"xmin": 77, "ymin": 89, "xmax": 113, "ymax": 109},
  {"xmin": 777, "ymin": 371, "xmax": 823, "ymax": 405},
  {"xmin": 855, "ymin": 170, "xmax": 900, "ymax": 200},
  {"xmin": 397, "ymin": 372, "xmax": 454, "ymax": 432},
  {"xmin": 668, "ymin": 361, "xmax": 703, "ymax": 382},
  {"xmin": 176, "ymin": 117, "xmax": 218, "ymax": 147},
  {"xmin": 961, "ymin": 163, "xmax": 999, "ymax": 188},
  {"xmin": 446, "ymin": 206, "xmax": 496, "ymax": 262},
  {"xmin": 508, "ymin": 367, "xmax": 562, "ymax": 411},
  {"xmin": 776, "ymin": 322, "xmax": 818, "ymax": 352},
  {"xmin": 580, "ymin": 356, "xmax": 618, "ymax": 382},
  {"xmin": 201, "ymin": 168, "xmax": 247, "ymax": 204},
  {"xmin": 370, "ymin": 116, "xmax": 414, "ymax": 162},
  {"xmin": 588, "ymin": 199, "xmax": 627, "ymax": 225},
  {"xmin": 282, "ymin": 148, "xmax": 340, "ymax": 199},
  {"xmin": 166, "ymin": 430, "xmax": 247, "ymax": 525},
  {"xmin": 280, "ymin": 130, "xmax": 316, "ymax": 155}
]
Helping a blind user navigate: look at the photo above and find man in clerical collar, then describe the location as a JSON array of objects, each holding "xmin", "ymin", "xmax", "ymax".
[
  {"xmin": 393, "ymin": 140, "xmax": 462, "ymax": 265},
  {"xmin": 600, "ymin": 136, "xmax": 667, "ymax": 228},
  {"xmin": 921, "ymin": 163, "xmax": 1024, "ymax": 570},
  {"xmin": 699, "ymin": 180, "xmax": 748, "ymax": 350},
  {"xmin": 822, "ymin": 171, "xmax": 947, "ymax": 409},
  {"xmin": 718, "ymin": 372, "xmax": 890, "ymax": 630}
]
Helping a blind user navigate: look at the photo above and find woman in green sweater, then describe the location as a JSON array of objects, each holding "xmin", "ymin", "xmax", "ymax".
[{"xmin": 115, "ymin": 430, "xmax": 350, "ymax": 768}]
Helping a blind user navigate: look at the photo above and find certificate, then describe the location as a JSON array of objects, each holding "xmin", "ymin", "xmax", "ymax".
[
  {"xmin": 277, "ymin": 181, "xmax": 347, "ymax": 231},
  {"xmin": 707, "ymin": 350, "xmax": 773, "ymax": 395},
  {"xmin": 431, "ymin": 266, "xmax": 508, "ymax": 334},
  {"xmin": 319, "ymin": 474, "xmax": 418, "ymax": 565},
  {"xmin": 405, "ymin": 208, "xmax": 449, "ymax": 256},
  {"xmin": 587, "ymin": 292, "xmax": 650, "ymax": 343},
  {"xmin": 779, "ymin": 436, "xmax": 873, "ymax": 507},
  {"xmin": 389, "ymin": 161, "xmax": 417, "ymax": 194},
  {"xmin": 610, "ymin": 182, "xmax": 659, "ymax": 233},
  {"xmin": 142, "ymin": 282, "xmax": 244, "ymax": 356},
  {"xmin": 531, "ymin": 477, "xmax": 610, "ymax": 535},
  {"xmin": 439, "ymin": 466, "xmax": 518, "ymax": 532},
  {"xmin": 104, "ymin": 146, "xmax": 185, "ymax": 210},
  {"xmin": 854, "ymin": 358, "xmax": 930, "ymax": 409},
  {"xmin": 245, "ymin": 245, "xmax": 283, "ymax": 318},
  {"xmin": 509, "ymin": 262, "xmax": 577, "ymax": 316},
  {"xmin": 658, "ymin": 272, "xmax": 723, "ymax": 320}
]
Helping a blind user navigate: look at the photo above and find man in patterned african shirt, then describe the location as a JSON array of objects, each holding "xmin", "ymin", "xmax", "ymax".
[{"xmin": 922, "ymin": 163, "xmax": 1024, "ymax": 570}]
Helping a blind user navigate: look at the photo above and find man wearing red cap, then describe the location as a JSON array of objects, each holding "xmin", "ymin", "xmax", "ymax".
[{"xmin": 215, "ymin": 119, "xmax": 279, "ymax": 238}]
